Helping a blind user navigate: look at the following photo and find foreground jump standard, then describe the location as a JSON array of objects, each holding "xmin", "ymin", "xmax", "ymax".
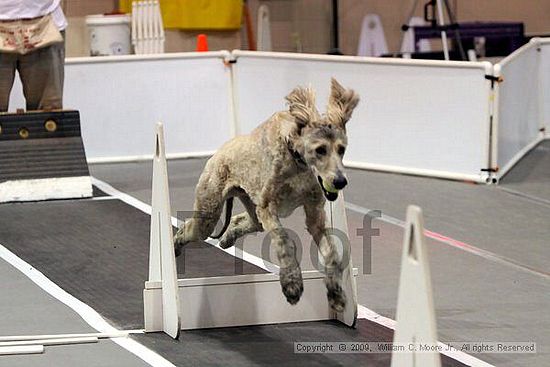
[
  {"xmin": 391, "ymin": 206, "xmax": 441, "ymax": 367},
  {"xmin": 143, "ymin": 123, "xmax": 358, "ymax": 338}
]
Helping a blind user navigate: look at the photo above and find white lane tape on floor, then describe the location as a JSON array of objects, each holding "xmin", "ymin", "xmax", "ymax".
[
  {"xmin": 355, "ymin": 305, "xmax": 495, "ymax": 367},
  {"xmin": 0, "ymin": 244, "xmax": 175, "ymax": 367},
  {"xmin": 92, "ymin": 176, "xmax": 495, "ymax": 367},
  {"xmin": 345, "ymin": 202, "xmax": 550, "ymax": 280},
  {"xmin": 496, "ymin": 186, "xmax": 550, "ymax": 209},
  {"xmin": 90, "ymin": 196, "xmax": 120, "ymax": 201}
]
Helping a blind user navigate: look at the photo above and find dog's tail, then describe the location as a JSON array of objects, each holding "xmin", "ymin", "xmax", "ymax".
[{"xmin": 210, "ymin": 197, "xmax": 234, "ymax": 239}]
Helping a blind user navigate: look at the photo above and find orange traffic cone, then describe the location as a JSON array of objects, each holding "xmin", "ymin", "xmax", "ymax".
[{"xmin": 196, "ymin": 34, "xmax": 208, "ymax": 52}]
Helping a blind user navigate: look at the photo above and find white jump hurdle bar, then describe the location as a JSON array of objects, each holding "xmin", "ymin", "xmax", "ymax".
[
  {"xmin": 143, "ymin": 123, "xmax": 358, "ymax": 338},
  {"xmin": 0, "ymin": 332, "xmax": 130, "ymax": 356}
]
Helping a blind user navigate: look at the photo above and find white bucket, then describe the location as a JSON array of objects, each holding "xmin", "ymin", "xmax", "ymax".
[{"xmin": 85, "ymin": 14, "xmax": 131, "ymax": 56}]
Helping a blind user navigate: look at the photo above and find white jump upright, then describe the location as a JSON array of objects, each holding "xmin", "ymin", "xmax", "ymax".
[
  {"xmin": 145, "ymin": 122, "xmax": 181, "ymax": 339},
  {"xmin": 391, "ymin": 206, "xmax": 441, "ymax": 367},
  {"xmin": 143, "ymin": 123, "xmax": 358, "ymax": 337}
]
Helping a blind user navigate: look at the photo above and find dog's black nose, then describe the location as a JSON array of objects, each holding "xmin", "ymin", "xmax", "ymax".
[{"xmin": 333, "ymin": 175, "xmax": 348, "ymax": 190}]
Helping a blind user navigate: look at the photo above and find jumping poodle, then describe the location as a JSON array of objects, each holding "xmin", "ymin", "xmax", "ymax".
[{"xmin": 174, "ymin": 78, "xmax": 359, "ymax": 311}]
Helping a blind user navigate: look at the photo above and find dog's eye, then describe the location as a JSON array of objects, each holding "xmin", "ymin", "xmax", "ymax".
[
  {"xmin": 315, "ymin": 146, "xmax": 327, "ymax": 156},
  {"xmin": 338, "ymin": 146, "xmax": 346, "ymax": 156}
]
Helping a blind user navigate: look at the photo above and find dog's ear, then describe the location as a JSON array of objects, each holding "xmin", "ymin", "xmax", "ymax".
[
  {"xmin": 326, "ymin": 78, "xmax": 359, "ymax": 129},
  {"xmin": 285, "ymin": 86, "xmax": 320, "ymax": 129}
]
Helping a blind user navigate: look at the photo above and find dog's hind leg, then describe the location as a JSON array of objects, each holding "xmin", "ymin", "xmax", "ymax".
[
  {"xmin": 173, "ymin": 206, "xmax": 224, "ymax": 257},
  {"xmin": 304, "ymin": 201, "xmax": 347, "ymax": 312},
  {"xmin": 173, "ymin": 172, "xmax": 227, "ymax": 256},
  {"xmin": 219, "ymin": 195, "xmax": 262, "ymax": 249},
  {"xmin": 218, "ymin": 212, "xmax": 259, "ymax": 249}
]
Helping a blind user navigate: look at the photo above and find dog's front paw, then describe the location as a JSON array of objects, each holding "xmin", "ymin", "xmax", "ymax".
[
  {"xmin": 219, "ymin": 234, "xmax": 235, "ymax": 249},
  {"xmin": 174, "ymin": 241, "xmax": 182, "ymax": 257},
  {"xmin": 280, "ymin": 266, "xmax": 304, "ymax": 305},
  {"xmin": 173, "ymin": 234, "xmax": 186, "ymax": 257},
  {"xmin": 325, "ymin": 278, "xmax": 347, "ymax": 312}
]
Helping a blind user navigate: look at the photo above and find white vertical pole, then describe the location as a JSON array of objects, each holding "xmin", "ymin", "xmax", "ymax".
[
  {"xmin": 142, "ymin": 1, "xmax": 147, "ymax": 54},
  {"xmin": 257, "ymin": 5, "xmax": 272, "ymax": 52},
  {"xmin": 149, "ymin": 1, "xmax": 155, "ymax": 53},
  {"xmin": 391, "ymin": 206, "xmax": 441, "ymax": 367},
  {"xmin": 156, "ymin": 1, "xmax": 165, "ymax": 53},
  {"xmin": 149, "ymin": 122, "xmax": 181, "ymax": 339},
  {"xmin": 149, "ymin": 1, "xmax": 155, "ymax": 54},
  {"xmin": 151, "ymin": 0, "xmax": 159, "ymax": 53},
  {"xmin": 145, "ymin": 1, "xmax": 153, "ymax": 54},
  {"xmin": 490, "ymin": 63, "xmax": 501, "ymax": 180},
  {"xmin": 141, "ymin": 1, "xmax": 147, "ymax": 54},
  {"xmin": 436, "ymin": 0, "xmax": 449, "ymax": 61},
  {"xmin": 158, "ymin": 2, "xmax": 165, "ymax": 53},
  {"xmin": 227, "ymin": 53, "xmax": 239, "ymax": 138},
  {"xmin": 533, "ymin": 38, "xmax": 545, "ymax": 136},
  {"xmin": 136, "ymin": 1, "xmax": 143, "ymax": 54},
  {"xmin": 324, "ymin": 193, "xmax": 358, "ymax": 327},
  {"xmin": 131, "ymin": 1, "xmax": 137, "ymax": 54}
]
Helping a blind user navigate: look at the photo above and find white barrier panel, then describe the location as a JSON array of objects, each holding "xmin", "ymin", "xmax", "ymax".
[
  {"xmin": 9, "ymin": 52, "xmax": 233, "ymax": 162},
  {"xmin": 232, "ymin": 51, "xmax": 493, "ymax": 183},
  {"xmin": 494, "ymin": 40, "xmax": 546, "ymax": 177},
  {"xmin": 539, "ymin": 39, "xmax": 550, "ymax": 138}
]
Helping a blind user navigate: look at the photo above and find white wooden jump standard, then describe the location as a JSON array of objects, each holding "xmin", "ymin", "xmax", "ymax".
[
  {"xmin": 144, "ymin": 123, "xmax": 358, "ymax": 338},
  {"xmin": 145, "ymin": 122, "xmax": 181, "ymax": 338},
  {"xmin": 391, "ymin": 206, "xmax": 441, "ymax": 367}
]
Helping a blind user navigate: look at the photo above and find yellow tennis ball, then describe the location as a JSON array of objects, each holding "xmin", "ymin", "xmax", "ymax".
[{"xmin": 323, "ymin": 181, "xmax": 339, "ymax": 193}]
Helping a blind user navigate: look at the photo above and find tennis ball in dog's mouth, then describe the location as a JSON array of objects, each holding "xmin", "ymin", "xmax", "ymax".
[{"xmin": 323, "ymin": 181, "xmax": 339, "ymax": 194}]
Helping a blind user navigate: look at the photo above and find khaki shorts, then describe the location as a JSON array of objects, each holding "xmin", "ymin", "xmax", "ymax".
[{"xmin": 0, "ymin": 32, "xmax": 65, "ymax": 112}]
